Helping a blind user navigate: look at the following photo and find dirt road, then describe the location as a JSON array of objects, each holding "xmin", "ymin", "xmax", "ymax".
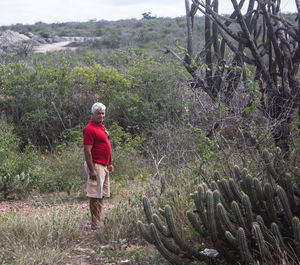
[
  {"xmin": 33, "ymin": 36, "xmax": 102, "ymax": 54},
  {"xmin": 33, "ymin": 40, "xmax": 76, "ymax": 53}
]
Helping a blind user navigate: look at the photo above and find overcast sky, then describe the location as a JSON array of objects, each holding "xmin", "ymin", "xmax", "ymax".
[{"xmin": 0, "ymin": 0, "xmax": 296, "ymax": 26}]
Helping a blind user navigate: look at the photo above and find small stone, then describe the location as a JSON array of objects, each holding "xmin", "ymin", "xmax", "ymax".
[
  {"xmin": 119, "ymin": 260, "xmax": 130, "ymax": 265},
  {"xmin": 200, "ymin": 248, "xmax": 219, "ymax": 258},
  {"xmin": 74, "ymin": 247, "xmax": 96, "ymax": 254}
]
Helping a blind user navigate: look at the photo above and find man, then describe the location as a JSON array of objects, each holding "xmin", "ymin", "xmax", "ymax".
[{"xmin": 83, "ymin": 102, "xmax": 113, "ymax": 230}]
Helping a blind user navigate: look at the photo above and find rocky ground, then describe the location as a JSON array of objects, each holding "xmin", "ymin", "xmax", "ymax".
[{"xmin": 0, "ymin": 30, "xmax": 102, "ymax": 54}]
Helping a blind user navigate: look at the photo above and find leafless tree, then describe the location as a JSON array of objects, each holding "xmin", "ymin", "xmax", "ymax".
[{"xmin": 166, "ymin": 0, "xmax": 300, "ymax": 158}]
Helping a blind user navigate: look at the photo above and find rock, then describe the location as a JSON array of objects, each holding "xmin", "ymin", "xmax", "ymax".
[
  {"xmin": 52, "ymin": 35, "xmax": 63, "ymax": 42},
  {"xmin": 119, "ymin": 260, "xmax": 130, "ymax": 265},
  {"xmin": 0, "ymin": 30, "xmax": 30, "ymax": 45},
  {"xmin": 74, "ymin": 247, "xmax": 96, "ymax": 255},
  {"xmin": 24, "ymin": 32, "xmax": 34, "ymax": 38},
  {"xmin": 200, "ymin": 248, "xmax": 219, "ymax": 258}
]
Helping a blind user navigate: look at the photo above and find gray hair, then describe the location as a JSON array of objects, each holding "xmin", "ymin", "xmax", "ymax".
[{"xmin": 91, "ymin": 102, "xmax": 106, "ymax": 114}]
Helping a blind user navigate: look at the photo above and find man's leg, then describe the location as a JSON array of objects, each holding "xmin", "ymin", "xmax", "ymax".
[{"xmin": 89, "ymin": 197, "xmax": 104, "ymax": 229}]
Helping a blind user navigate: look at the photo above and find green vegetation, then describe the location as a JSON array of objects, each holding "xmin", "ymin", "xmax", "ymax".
[
  {"xmin": 0, "ymin": 7, "xmax": 299, "ymax": 264},
  {"xmin": 0, "ymin": 17, "xmax": 204, "ymax": 51},
  {"xmin": 139, "ymin": 150, "xmax": 300, "ymax": 264}
]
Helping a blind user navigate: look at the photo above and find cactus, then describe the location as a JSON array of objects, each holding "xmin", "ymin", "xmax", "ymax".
[
  {"xmin": 255, "ymin": 215, "xmax": 274, "ymax": 243},
  {"xmin": 253, "ymin": 177, "xmax": 264, "ymax": 204},
  {"xmin": 187, "ymin": 211, "xmax": 207, "ymax": 237},
  {"xmin": 138, "ymin": 150, "xmax": 300, "ymax": 264},
  {"xmin": 192, "ymin": 190, "xmax": 208, "ymax": 230},
  {"xmin": 231, "ymin": 201, "xmax": 246, "ymax": 231},
  {"xmin": 153, "ymin": 214, "xmax": 171, "ymax": 237},
  {"xmin": 148, "ymin": 223, "xmax": 182, "ymax": 265},
  {"xmin": 142, "ymin": 196, "xmax": 153, "ymax": 223},
  {"xmin": 225, "ymin": 231, "xmax": 237, "ymax": 246},
  {"xmin": 206, "ymin": 190, "xmax": 217, "ymax": 242},
  {"xmin": 0, "ymin": 172, "xmax": 30, "ymax": 199},
  {"xmin": 270, "ymin": 222, "xmax": 284, "ymax": 244},
  {"xmin": 228, "ymin": 178, "xmax": 242, "ymax": 202},
  {"xmin": 241, "ymin": 194, "xmax": 254, "ymax": 226},
  {"xmin": 219, "ymin": 179, "xmax": 234, "ymax": 202},
  {"xmin": 237, "ymin": 227, "xmax": 253, "ymax": 264},
  {"xmin": 139, "ymin": 197, "xmax": 209, "ymax": 264},
  {"xmin": 277, "ymin": 185, "xmax": 293, "ymax": 225},
  {"xmin": 292, "ymin": 217, "xmax": 300, "ymax": 257},
  {"xmin": 233, "ymin": 165, "xmax": 242, "ymax": 180},
  {"xmin": 264, "ymin": 183, "xmax": 277, "ymax": 222},
  {"xmin": 292, "ymin": 217, "xmax": 300, "ymax": 243},
  {"xmin": 137, "ymin": 221, "xmax": 153, "ymax": 244},
  {"xmin": 252, "ymin": 222, "xmax": 271, "ymax": 260},
  {"xmin": 164, "ymin": 205, "xmax": 204, "ymax": 260},
  {"xmin": 216, "ymin": 203, "xmax": 236, "ymax": 235}
]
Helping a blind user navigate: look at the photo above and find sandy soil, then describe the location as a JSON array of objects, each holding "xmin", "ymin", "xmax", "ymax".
[
  {"xmin": 32, "ymin": 36, "xmax": 102, "ymax": 54},
  {"xmin": 33, "ymin": 40, "xmax": 77, "ymax": 53}
]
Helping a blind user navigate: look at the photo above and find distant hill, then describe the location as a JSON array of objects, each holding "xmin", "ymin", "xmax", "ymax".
[
  {"xmin": 0, "ymin": 17, "xmax": 206, "ymax": 52},
  {"xmin": 0, "ymin": 13, "xmax": 296, "ymax": 54}
]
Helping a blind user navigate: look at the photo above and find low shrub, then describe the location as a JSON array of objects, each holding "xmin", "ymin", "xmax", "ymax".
[
  {"xmin": 0, "ymin": 121, "xmax": 39, "ymax": 198},
  {"xmin": 31, "ymin": 142, "xmax": 86, "ymax": 194}
]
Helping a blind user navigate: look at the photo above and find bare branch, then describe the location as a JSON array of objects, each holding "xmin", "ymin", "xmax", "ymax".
[
  {"xmin": 231, "ymin": 0, "xmax": 278, "ymax": 93},
  {"xmin": 193, "ymin": 0, "xmax": 248, "ymax": 44},
  {"xmin": 185, "ymin": 0, "xmax": 193, "ymax": 63}
]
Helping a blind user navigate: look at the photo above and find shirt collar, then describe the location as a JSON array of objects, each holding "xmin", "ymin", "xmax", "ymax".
[{"xmin": 90, "ymin": 120, "xmax": 104, "ymax": 127}]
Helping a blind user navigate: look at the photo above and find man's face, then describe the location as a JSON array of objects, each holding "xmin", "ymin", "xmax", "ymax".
[{"xmin": 92, "ymin": 109, "xmax": 105, "ymax": 123}]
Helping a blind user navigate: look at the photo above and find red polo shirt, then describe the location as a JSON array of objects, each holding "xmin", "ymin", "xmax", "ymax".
[{"xmin": 83, "ymin": 120, "xmax": 112, "ymax": 165}]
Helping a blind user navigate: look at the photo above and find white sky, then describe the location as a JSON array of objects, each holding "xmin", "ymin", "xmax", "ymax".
[{"xmin": 0, "ymin": 0, "xmax": 296, "ymax": 26}]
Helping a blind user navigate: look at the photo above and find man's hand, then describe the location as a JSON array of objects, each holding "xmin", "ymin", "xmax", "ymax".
[
  {"xmin": 108, "ymin": 165, "xmax": 114, "ymax": 174},
  {"xmin": 84, "ymin": 145, "xmax": 97, "ymax": 181},
  {"xmin": 89, "ymin": 169, "xmax": 97, "ymax": 181}
]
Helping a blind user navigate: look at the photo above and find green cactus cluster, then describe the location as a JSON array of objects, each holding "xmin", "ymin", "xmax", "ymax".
[
  {"xmin": 138, "ymin": 150, "xmax": 300, "ymax": 264},
  {"xmin": 0, "ymin": 172, "xmax": 29, "ymax": 198}
]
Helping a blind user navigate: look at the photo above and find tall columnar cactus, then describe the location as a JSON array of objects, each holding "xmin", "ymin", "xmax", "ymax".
[{"xmin": 138, "ymin": 149, "xmax": 300, "ymax": 264}]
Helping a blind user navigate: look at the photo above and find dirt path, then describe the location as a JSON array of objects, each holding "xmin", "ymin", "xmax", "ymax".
[
  {"xmin": 33, "ymin": 40, "xmax": 76, "ymax": 53},
  {"xmin": 0, "ymin": 198, "xmax": 115, "ymax": 265},
  {"xmin": 32, "ymin": 36, "xmax": 102, "ymax": 54}
]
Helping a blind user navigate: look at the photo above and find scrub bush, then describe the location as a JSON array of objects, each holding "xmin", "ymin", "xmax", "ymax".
[{"xmin": 0, "ymin": 121, "xmax": 39, "ymax": 198}]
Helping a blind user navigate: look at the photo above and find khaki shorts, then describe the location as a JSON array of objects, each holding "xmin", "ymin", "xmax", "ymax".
[{"xmin": 85, "ymin": 162, "xmax": 110, "ymax": 198}]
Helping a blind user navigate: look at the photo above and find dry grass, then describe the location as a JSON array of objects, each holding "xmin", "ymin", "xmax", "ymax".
[
  {"xmin": 0, "ymin": 178, "xmax": 168, "ymax": 265},
  {"xmin": 0, "ymin": 204, "xmax": 86, "ymax": 265}
]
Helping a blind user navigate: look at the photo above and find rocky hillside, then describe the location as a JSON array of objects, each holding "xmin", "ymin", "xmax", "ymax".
[
  {"xmin": 0, "ymin": 30, "xmax": 64, "ymax": 54},
  {"xmin": 0, "ymin": 30, "xmax": 103, "ymax": 54}
]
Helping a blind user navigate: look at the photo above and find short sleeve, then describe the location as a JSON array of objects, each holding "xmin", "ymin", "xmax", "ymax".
[{"xmin": 83, "ymin": 127, "xmax": 94, "ymax": 145}]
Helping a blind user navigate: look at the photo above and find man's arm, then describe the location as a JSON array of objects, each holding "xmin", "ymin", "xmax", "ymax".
[{"xmin": 84, "ymin": 145, "xmax": 97, "ymax": 180}]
